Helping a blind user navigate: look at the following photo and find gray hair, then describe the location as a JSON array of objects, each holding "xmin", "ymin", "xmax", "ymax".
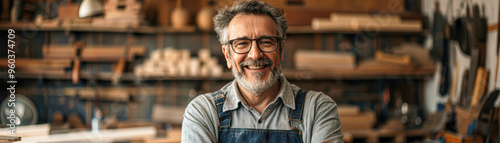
[{"xmin": 213, "ymin": 0, "xmax": 288, "ymax": 45}]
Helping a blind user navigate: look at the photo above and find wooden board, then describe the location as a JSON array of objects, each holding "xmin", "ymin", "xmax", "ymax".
[
  {"xmin": 0, "ymin": 58, "xmax": 71, "ymax": 69},
  {"xmin": 330, "ymin": 13, "xmax": 401, "ymax": 24},
  {"xmin": 313, "ymin": 18, "xmax": 421, "ymax": 32},
  {"xmin": 0, "ymin": 58, "xmax": 71, "ymax": 75},
  {"xmin": 294, "ymin": 49, "xmax": 356, "ymax": 70},
  {"xmin": 338, "ymin": 105, "xmax": 361, "ymax": 116},
  {"xmin": 375, "ymin": 50, "xmax": 411, "ymax": 65},
  {"xmin": 20, "ymin": 126, "xmax": 156, "ymax": 142},
  {"xmin": 0, "ymin": 124, "xmax": 50, "ymax": 138},
  {"xmin": 80, "ymin": 46, "xmax": 146, "ymax": 62}
]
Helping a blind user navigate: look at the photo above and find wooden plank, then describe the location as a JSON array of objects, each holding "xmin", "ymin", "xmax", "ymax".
[
  {"xmin": 0, "ymin": 58, "xmax": 71, "ymax": 68},
  {"xmin": 20, "ymin": 126, "xmax": 156, "ymax": 143},
  {"xmin": 338, "ymin": 106, "xmax": 361, "ymax": 116},
  {"xmin": 313, "ymin": 18, "xmax": 421, "ymax": 32},
  {"xmin": 0, "ymin": 58, "xmax": 71, "ymax": 75},
  {"xmin": 0, "ymin": 124, "xmax": 50, "ymax": 138},
  {"xmin": 295, "ymin": 50, "xmax": 356, "ymax": 64},
  {"xmin": 312, "ymin": 18, "xmax": 352, "ymax": 31},
  {"xmin": 71, "ymin": 88, "xmax": 130, "ymax": 101},
  {"xmin": 330, "ymin": 13, "xmax": 401, "ymax": 24},
  {"xmin": 80, "ymin": 46, "xmax": 146, "ymax": 61},
  {"xmin": 375, "ymin": 50, "xmax": 411, "ymax": 65}
]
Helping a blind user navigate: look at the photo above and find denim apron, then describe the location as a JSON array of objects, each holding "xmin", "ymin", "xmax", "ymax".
[{"xmin": 213, "ymin": 89, "xmax": 308, "ymax": 143}]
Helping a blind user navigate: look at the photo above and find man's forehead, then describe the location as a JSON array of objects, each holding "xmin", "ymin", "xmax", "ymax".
[{"xmin": 227, "ymin": 14, "xmax": 277, "ymax": 39}]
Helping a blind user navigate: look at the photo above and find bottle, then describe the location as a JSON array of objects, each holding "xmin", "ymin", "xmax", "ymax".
[{"xmin": 91, "ymin": 108, "xmax": 102, "ymax": 134}]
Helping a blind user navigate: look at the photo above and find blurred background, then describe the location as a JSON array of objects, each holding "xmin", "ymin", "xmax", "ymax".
[{"xmin": 0, "ymin": 0, "xmax": 498, "ymax": 142}]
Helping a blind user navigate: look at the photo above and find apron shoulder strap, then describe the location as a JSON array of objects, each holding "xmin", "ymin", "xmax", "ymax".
[
  {"xmin": 212, "ymin": 91, "xmax": 231, "ymax": 130},
  {"xmin": 289, "ymin": 89, "xmax": 307, "ymax": 130}
]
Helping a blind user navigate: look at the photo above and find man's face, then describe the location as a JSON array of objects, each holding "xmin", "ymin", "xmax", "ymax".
[{"xmin": 222, "ymin": 14, "xmax": 284, "ymax": 95}]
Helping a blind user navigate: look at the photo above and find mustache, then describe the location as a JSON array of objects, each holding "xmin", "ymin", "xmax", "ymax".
[{"xmin": 240, "ymin": 59, "xmax": 273, "ymax": 67}]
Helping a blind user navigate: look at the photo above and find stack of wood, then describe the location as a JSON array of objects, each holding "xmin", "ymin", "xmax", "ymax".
[
  {"xmin": 0, "ymin": 58, "xmax": 71, "ymax": 75},
  {"xmin": 338, "ymin": 106, "xmax": 376, "ymax": 130},
  {"xmin": 312, "ymin": 13, "xmax": 422, "ymax": 32},
  {"xmin": 294, "ymin": 49, "xmax": 356, "ymax": 71},
  {"xmin": 356, "ymin": 43, "xmax": 434, "ymax": 72},
  {"xmin": 80, "ymin": 46, "xmax": 146, "ymax": 62},
  {"xmin": 134, "ymin": 48, "xmax": 223, "ymax": 77},
  {"xmin": 93, "ymin": 0, "xmax": 144, "ymax": 28}
]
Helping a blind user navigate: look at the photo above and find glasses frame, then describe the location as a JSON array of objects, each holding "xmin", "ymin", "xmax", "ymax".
[{"xmin": 227, "ymin": 36, "xmax": 282, "ymax": 54}]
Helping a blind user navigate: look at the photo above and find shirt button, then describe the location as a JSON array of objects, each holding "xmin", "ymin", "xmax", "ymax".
[{"xmin": 258, "ymin": 120, "xmax": 262, "ymax": 123}]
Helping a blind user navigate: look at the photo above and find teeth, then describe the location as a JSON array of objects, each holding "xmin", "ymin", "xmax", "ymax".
[{"xmin": 247, "ymin": 65, "xmax": 264, "ymax": 69}]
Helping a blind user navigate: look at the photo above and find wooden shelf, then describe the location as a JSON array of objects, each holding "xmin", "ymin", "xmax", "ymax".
[
  {"xmin": 0, "ymin": 22, "xmax": 422, "ymax": 35},
  {"xmin": 0, "ymin": 22, "xmax": 197, "ymax": 34},
  {"xmin": 287, "ymin": 26, "xmax": 423, "ymax": 35},
  {"xmin": 1, "ymin": 65, "xmax": 435, "ymax": 81}
]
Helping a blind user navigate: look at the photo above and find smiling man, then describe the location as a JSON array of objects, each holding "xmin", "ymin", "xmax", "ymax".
[{"xmin": 181, "ymin": 0, "xmax": 343, "ymax": 142}]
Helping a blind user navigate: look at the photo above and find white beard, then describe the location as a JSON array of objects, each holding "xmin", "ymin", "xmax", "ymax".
[{"xmin": 232, "ymin": 60, "xmax": 281, "ymax": 96}]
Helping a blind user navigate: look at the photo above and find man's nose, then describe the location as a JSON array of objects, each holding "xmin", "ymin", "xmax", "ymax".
[{"xmin": 247, "ymin": 41, "xmax": 263, "ymax": 60}]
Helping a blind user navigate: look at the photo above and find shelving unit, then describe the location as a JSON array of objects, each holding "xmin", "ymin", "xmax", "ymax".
[{"xmin": 0, "ymin": 15, "xmax": 433, "ymax": 135}]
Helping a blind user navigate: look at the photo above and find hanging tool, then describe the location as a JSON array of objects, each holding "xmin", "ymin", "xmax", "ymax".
[
  {"xmin": 72, "ymin": 42, "xmax": 83, "ymax": 84},
  {"xmin": 432, "ymin": 1, "xmax": 450, "ymax": 96}
]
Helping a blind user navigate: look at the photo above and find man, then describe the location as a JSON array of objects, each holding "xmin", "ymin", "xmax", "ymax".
[{"xmin": 182, "ymin": 0, "xmax": 343, "ymax": 142}]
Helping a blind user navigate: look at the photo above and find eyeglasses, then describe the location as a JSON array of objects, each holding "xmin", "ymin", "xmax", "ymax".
[{"xmin": 227, "ymin": 36, "xmax": 282, "ymax": 54}]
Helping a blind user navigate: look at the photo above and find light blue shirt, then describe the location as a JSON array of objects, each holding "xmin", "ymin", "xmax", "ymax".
[{"xmin": 182, "ymin": 75, "xmax": 343, "ymax": 142}]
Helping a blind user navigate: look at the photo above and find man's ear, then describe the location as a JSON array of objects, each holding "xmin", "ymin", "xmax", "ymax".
[{"xmin": 222, "ymin": 45, "xmax": 232, "ymax": 69}]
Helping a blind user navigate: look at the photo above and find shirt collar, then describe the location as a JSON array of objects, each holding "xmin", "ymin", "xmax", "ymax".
[{"xmin": 222, "ymin": 74, "xmax": 296, "ymax": 112}]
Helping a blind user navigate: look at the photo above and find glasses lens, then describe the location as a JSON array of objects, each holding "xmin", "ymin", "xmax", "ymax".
[
  {"xmin": 258, "ymin": 37, "xmax": 278, "ymax": 52},
  {"xmin": 232, "ymin": 39, "xmax": 251, "ymax": 53}
]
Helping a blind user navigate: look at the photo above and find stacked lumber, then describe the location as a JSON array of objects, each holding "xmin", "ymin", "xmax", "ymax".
[
  {"xmin": 294, "ymin": 49, "xmax": 356, "ymax": 71},
  {"xmin": 312, "ymin": 13, "xmax": 422, "ymax": 32},
  {"xmin": 80, "ymin": 46, "xmax": 146, "ymax": 62},
  {"xmin": 93, "ymin": 0, "xmax": 144, "ymax": 28},
  {"xmin": 0, "ymin": 58, "xmax": 71, "ymax": 75},
  {"xmin": 338, "ymin": 106, "xmax": 376, "ymax": 130},
  {"xmin": 134, "ymin": 48, "xmax": 223, "ymax": 77}
]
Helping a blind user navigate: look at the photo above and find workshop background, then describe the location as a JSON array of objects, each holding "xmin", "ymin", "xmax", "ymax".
[{"xmin": 0, "ymin": 0, "xmax": 498, "ymax": 142}]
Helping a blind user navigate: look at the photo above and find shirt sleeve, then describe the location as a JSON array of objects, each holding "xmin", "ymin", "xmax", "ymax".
[
  {"xmin": 310, "ymin": 93, "xmax": 344, "ymax": 143},
  {"xmin": 181, "ymin": 95, "xmax": 219, "ymax": 143}
]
